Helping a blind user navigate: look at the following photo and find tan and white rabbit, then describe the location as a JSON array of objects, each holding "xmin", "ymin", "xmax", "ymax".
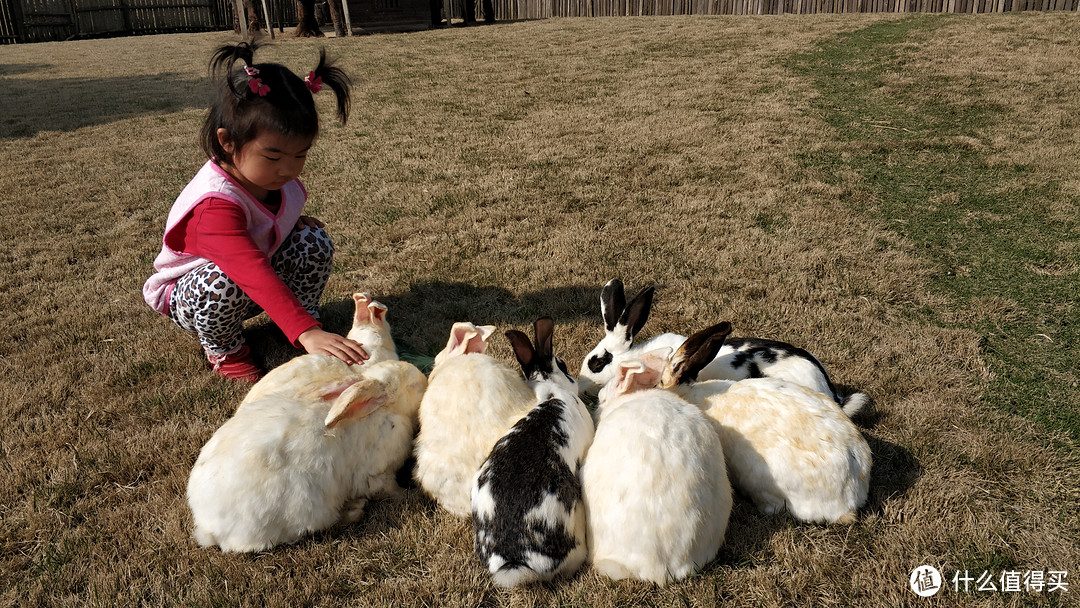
[
  {"xmin": 345, "ymin": 292, "xmax": 398, "ymax": 364},
  {"xmin": 578, "ymin": 279, "xmax": 868, "ymax": 417},
  {"xmin": 581, "ymin": 348, "xmax": 732, "ymax": 586},
  {"xmin": 414, "ymin": 322, "xmax": 534, "ymax": 518},
  {"xmin": 186, "ymin": 354, "xmax": 427, "ymax": 552},
  {"xmin": 662, "ymin": 322, "xmax": 872, "ymax": 524}
]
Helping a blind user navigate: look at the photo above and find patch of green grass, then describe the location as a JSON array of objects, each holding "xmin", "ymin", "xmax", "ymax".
[
  {"xmin": 953, "ymin": 544, "xmax": 1020, "ymax": 575},
  {"xmin": 790, "ymin": 16, "xmax": 1080, "ymax": 443},
  {"xmin": 31, "ymin": 538, "xmax": 83, "ymax": 581},
  {"xmin": 752, "ymin": 209, "xmax": 790, "ymax": 235}
]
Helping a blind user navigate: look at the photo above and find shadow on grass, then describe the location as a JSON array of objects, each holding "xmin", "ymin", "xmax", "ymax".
[
  {"xmin": 862, "ymin": 433, "xmax": 921, "ymax": 518},
  {"xmin": 248, "ymin": 280, "xmax": 606, "ymax": 370},
  {"xmin": 0, "ymin": 72, "xmax": 207, "ymax": 139},
  {"xmin": 0, "ymin": 62, "xmax": 48, "ymax": 76}
]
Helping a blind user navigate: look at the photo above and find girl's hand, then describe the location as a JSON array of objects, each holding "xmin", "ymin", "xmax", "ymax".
[
  {"xmin": 297, "ymin": 215, "xmax": 325, "ymax": 230},
  {"xmin": 298, "ymin": 327, "xmax": 370, "ymax": 366}
]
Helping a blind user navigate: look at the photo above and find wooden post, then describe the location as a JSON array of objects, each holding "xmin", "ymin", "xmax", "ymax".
[
  {"xmin": 8, "ymin": 0, "xmax": 28, "ymax": 42},
  {"xmin": 340, "ymin": 0, "xmax": 351, "ymax": 34},
  {"xmin": 260, "ymin": 0, "xmax": 273, "ymax": 36},
  {"xmin": 233, "ymin": 0, "xmax": 248, "ymax": 36}
]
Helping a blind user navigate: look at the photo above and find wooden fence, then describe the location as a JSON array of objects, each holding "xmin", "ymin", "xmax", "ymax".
[
  {"xmin": 481, "ymin": 0, "xmax": 1076, "ymax": 17},
  {"xmin": 1, "ymin": 0, "xmax": 1076, "ymax": 44},
  {"xmin": 0, "ymin": 0, "xmax": 297, "ymax": 43}
]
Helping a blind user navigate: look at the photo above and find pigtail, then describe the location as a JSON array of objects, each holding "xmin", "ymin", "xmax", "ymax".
[
  {"xmin": 209, "ymin": 40, "xmax": 262, "ymax": 98},
  {"xmin": 199, "ymin": 40, "xmax": 348, "ymax": 163},
  {"xmin": 310, "ymin": 48, "xmax": 352, "ymax": 124}
]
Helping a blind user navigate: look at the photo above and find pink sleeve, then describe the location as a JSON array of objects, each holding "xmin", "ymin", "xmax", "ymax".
[{"xmin": 173, "ymin": 198, "xmax": 320, "ymax": 346}]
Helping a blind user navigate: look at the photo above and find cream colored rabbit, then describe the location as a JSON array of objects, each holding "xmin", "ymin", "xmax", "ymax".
[
  {"xmin": 187, "ymin": 355, "xmax": 427, "ymax": 552},
  {"xmin": 581, "ymin": 348, "xmax": 732, "ymax": 585},
  {"xmin": 663, "ymin": 322, "xmax": 872, "ymax": 524},
  {"xmin": 414, "ymin": 322, "xmax": 534, "ymax": 518}
]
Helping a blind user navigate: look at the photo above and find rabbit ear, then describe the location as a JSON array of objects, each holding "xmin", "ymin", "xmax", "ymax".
[
  {"xmin": 600, "ymin": 279, "xmax": 626, "ymax": 333},
  {"xmin": 441, "ymin": 322, "xmax": 494, "ymax": 359},
  {"xmin": 324, "ymin": 378, "xmax": 389, "ymax": 428},
  {"xmin": 617, "ymin": 286, "xmax": 655, "ymax": 342},
  {"xmin": 367, "ymin": 300, "xmax": 388, "ymax": 324},
  {"xmin": 352, "ymin": 292, "xmax": 371, "ymax": 313},
  {"xmin": 353, "ymin": 293, "xmax": 389, "ymax": 325},
  {"xmin": 533, "ymin": 316, "xmax": 554, "ymax": 360},
  {"xmin": 352, "ymin": 293, "xmax": 376, "ymax": 323},
  {"xmin": 505, "ymin": 329, "xmax": 535, "ymax": 370},
  {"xmin": 668, "ymin": 322, "xmax": 733, "ymax": 386},
  {"xmin": 614, "ymin": 347, "xmax": 671, "ymax": 395}
]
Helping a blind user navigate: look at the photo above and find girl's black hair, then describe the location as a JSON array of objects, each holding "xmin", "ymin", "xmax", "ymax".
[{"xmin": 199, "ymin": 39, "xmax": 352, "ymax": 163}]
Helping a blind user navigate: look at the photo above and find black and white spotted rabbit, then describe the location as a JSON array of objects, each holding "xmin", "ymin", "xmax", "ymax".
[
  {"xmin": 578, "ymin": 279, "xmax": 868, "ymax": 417},
  {"xmin": 470, "ymin": 317, "xmax": 595, "ymax": 588}
]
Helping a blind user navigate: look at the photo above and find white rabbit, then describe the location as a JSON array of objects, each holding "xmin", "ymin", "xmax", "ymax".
[
  {"xmin": 662, "ymin": 322, "xmax": 872, "ymax": 524},
  {"xmin": 345, "ymin": 292, "xmax": 398, "ymax": 364},
  {"xmin": 414, "ymin": 322, "xmax": 535, "ymax": 519},
  {"xmin": 578, "ymin": 278, "xmax": 868, "ymax": 417},
  {"xmin": 472, "ymin": 317, "xmax": 594, "ymax": 587},
  {"xmin": 581, "ymin": 348, "xmax": 732, "ymax": 586},
  {"xmin": 186, "ymin": 355, "xmax": 427, "ymax": 552}
]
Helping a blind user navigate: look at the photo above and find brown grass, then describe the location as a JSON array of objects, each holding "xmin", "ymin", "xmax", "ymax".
[{"xmin": 1, "ymin": 14, "xmax": 1077, "ymax": 607}]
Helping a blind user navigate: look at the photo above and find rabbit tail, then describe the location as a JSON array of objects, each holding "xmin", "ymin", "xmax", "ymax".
[{"xmin": 841, "ymin": 392, "xmax": 869, "ymax": 417}]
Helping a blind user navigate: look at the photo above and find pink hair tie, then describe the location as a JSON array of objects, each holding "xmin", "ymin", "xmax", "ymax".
[
  {"xmin": 304, "ymin": 71, "xmax": 323, "ymax": 94},
  {"xmin": 244, "ymin": 65, "xmax": 260, "ymax": 76},
  {"xmin": 248, "ymin": 77, "xmax": 270, "ymax": 96}
]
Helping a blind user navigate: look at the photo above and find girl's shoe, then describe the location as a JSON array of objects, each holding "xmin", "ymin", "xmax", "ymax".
[{"xmin": 208, "ymin": 346, "xmax": 265, "ymax": 382}]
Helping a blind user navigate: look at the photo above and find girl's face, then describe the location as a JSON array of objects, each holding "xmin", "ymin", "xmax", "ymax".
[{"xmin": 217, "ymin": 129, "xmax": 314, "ymax": 203}]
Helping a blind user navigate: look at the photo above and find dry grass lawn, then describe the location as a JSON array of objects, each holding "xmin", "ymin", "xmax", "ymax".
[{"xmin": 0, "ymin": 13, "xmax": 1077, "ymax": 607}]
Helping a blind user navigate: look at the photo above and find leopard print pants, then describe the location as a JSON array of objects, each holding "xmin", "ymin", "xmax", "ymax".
[{"xmin": 168, "ymin": 224, "xmax": 334, "ymax": 359}]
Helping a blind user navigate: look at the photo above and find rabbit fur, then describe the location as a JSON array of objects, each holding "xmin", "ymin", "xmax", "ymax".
[
  {"xmin": 239, "ymin": 293, "xmax": 397, "ymax": 408},
  {"xmin": 581, "ymin": 348, "xmax": 732, "ymax": 585},
  {"xmin": 345, "ymin": 292, "xmax": 398, "ymax": 364},
  {"xmin": 663, "ymin": 323, "xmax": 872, "ymax": 524},
  {"xmin": 186, "ymin": 354, "xmax": 428, "ymax": 552},
  {"xmin": 578, "ymin": 279, "xmax": 868, "ymax": 417},
  {"xmin": 471, "ymin": 317, "xmax": 594, "ymax": 588},
  {"xmin": 414, "ymin": 322, "xmax": 535, "ymax": 519}
]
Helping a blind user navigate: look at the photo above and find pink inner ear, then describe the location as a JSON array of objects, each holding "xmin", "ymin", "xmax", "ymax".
[
  {"xmin": 616, "ymin": 364, "xmax": 641, "ymax": 395},
  {"xmin": 444, "ymin": 326, "xmax": 470, "ymax": 357},
  {"xmin": 617, "ymin": 363, "xmax": 661, "ymax": 395},
  {"xmin": 321, "ymin": 380, "xmax": 359, "ymax": 401},
  {"xmin": 330, "ymin": 394, "xmax": 385, "ymax": 426},
  {"xmin": 353, "ymin": 294, "xmax": 373, "ymax": 323},
  {"xmin": 462, "ymin": 333, "xmax": 488, "ymax": 355},
  {"xmin": 369, "ymin": 303, "xmax": 388, "ymax": 324},
  {"xmin": 635, "ymin": 366, "xmax": 662, "ymax": 389},
  {"xmin": 324, "ymin": 379, "xmax": 388, "ymax": 427},
  {"xmin": 446, "ymin": 324, "xmax": 487, "ymax": 357}
]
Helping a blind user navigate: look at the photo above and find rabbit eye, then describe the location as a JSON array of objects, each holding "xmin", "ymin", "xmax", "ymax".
[{"xmin": 588, "ymin": 351, "xmax": 612, "ymax": 373}]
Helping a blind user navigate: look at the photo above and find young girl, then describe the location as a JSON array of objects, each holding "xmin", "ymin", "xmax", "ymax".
[{"xmin": 143, "ymin": 41, "xmax": 369, "ymax": 382}]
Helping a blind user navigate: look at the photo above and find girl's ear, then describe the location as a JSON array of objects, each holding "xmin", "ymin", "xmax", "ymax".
[{"xmin": 216, "ymin": 128, "xmax": 235, "ymax": 155}]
